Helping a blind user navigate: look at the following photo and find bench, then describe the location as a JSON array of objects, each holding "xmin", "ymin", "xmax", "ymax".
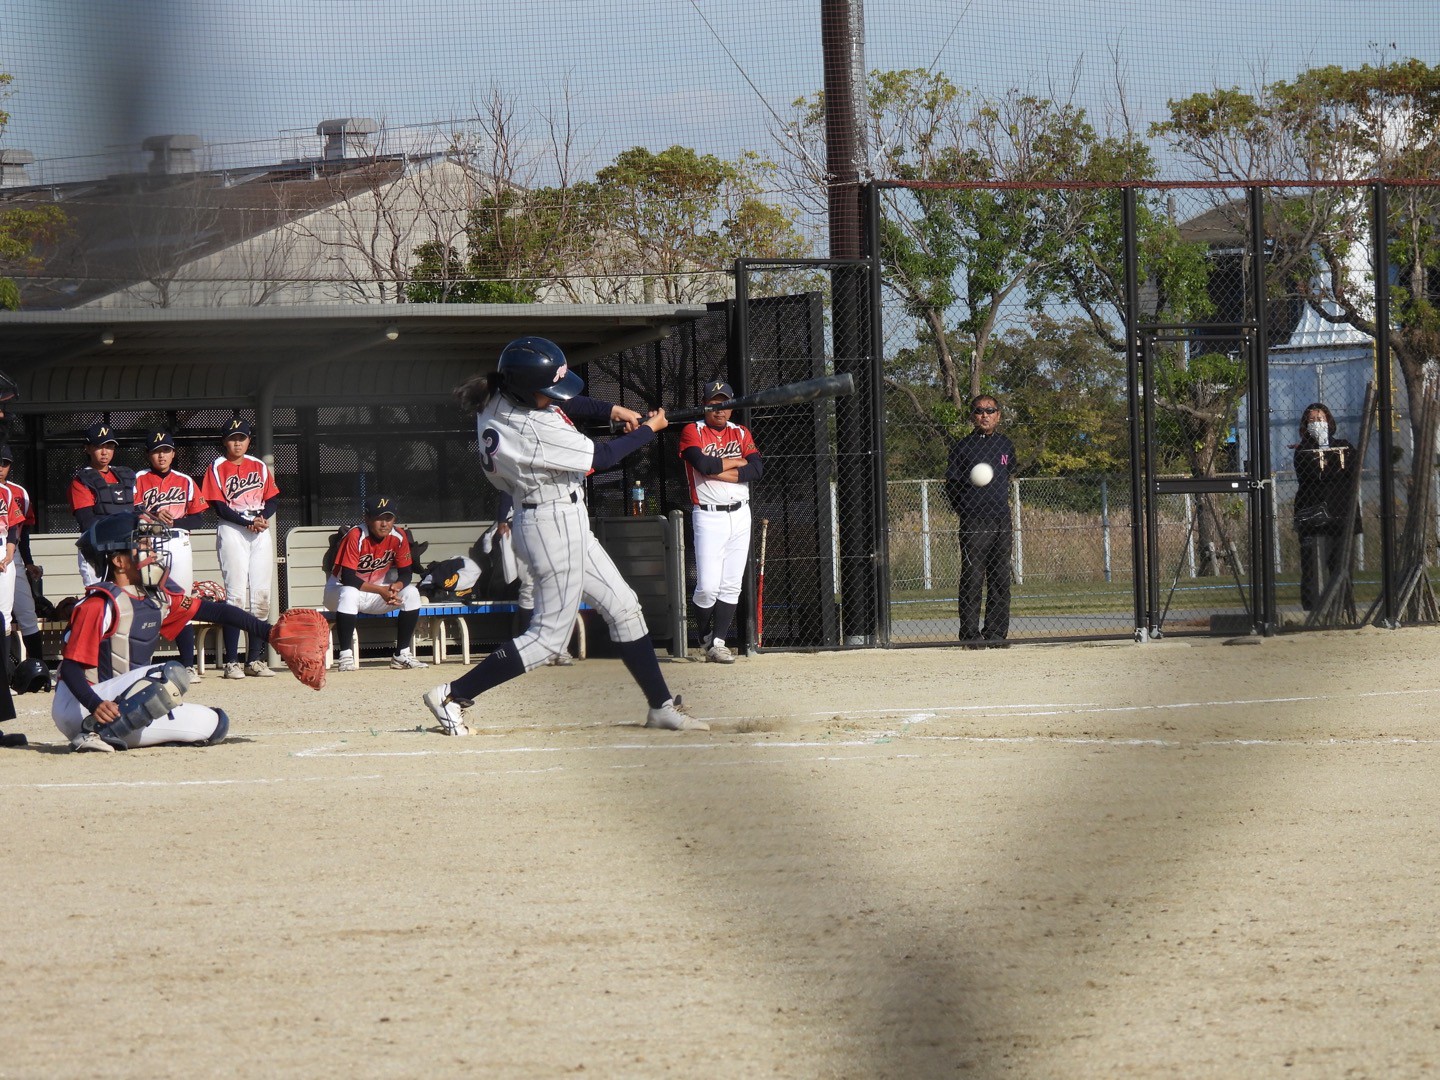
[
  {"xmin": 282, "ymin": 521, "xmax": 586, "ymax": 665},
  {"xmin": 26, "ymin": 529, "xmax": 229, "ymax": 671}
]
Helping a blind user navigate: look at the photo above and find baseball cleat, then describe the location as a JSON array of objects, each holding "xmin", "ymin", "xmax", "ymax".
[
  {"xmin": 335, "ymin": 652, "xmax": 361, "ymax": 672},
  {"xmin": 71, "ymin": 731, "xmax": 116, "ymax": 753},
  {"xmin": 390, "ymin": 650, "xmax": 429, "ymax": 670},
  {"xmin": 705, "ymin": 642, "xmax": 736, "ymax": 664},
  {"xmin": 244, "ymin": 660, "xmax": 276, "ymax": 678},
  {"xmin": 185, "ymin": 665, "xmax": 203, "ymax": 682},
  {"xmin": 223, "ymin": 662, "xmax": 246, "ymax": 680},
  {"xmin": 423, "ymin": 684, "xmax": 471, "ymax": 736},
  {"xmin": 645, "ymin": 695, "xmax": 708, "ymax": 731},
  {"xmin": 545, "ymin": 654, "xmax": 574, "ymax": 667}
]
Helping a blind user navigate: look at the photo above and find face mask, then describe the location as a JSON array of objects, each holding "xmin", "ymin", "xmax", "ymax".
[{"xmin": 1307, "ymin": 419, "xmax": 1329, "ymax": 446}]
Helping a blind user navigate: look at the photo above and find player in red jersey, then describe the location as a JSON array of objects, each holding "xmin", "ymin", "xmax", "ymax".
[
  {"xmin": 199, "ymin": 418, "xmax": 280, "ymax": 679},
  {"xmin": 324, "ymin": 496, "xmax": 428, "ymax": 671},
  {"xmin": 69, "ymin": 421, "xmax": 137, "ymax": 587},
  {"xmin": 136, "ymin": 429, "xmax": 211, "ymax": 679},
  {"xmin": 0, "ymin": 445, "xmax": 45, "ymax": 666}
]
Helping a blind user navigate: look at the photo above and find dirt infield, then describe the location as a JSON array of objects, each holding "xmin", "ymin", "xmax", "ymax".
[{"xmin": 5, "ymin": 629, "xmax": 1440, "ymax": 1078}]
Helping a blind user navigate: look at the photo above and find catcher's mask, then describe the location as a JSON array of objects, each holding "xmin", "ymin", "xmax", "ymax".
[{"xmin": 78, "ymin": 512, "xmax": 174, "ymax": 590}]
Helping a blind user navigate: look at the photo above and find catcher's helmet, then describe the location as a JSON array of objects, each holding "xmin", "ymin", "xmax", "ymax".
[
  {"xmin": 10, "ymin": 657, "xmax": 50, "ymax": 695},
  {"xmin": 77, "ymin": 512, "xmax": 173, "ymax": 587},
  {"xmin": 496, "ymin": 337, "xmax": 582, "ymax": 407}
]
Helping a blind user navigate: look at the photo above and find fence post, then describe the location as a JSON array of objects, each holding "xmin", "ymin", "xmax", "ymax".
[
  {"xmin": 1101, "ymin": 475, "xmax": 1112, "ymax": 583},
  {"xmin": 1011, "ymin": 478, "xmax": 1024, "ymax": 586},
  {"xmin": 1184, "ymin": 494, "xmax": 1197, "ymax": 578},
  {"xmin": 920, "ymin": 479, "xmax": 933, "ymax": 590}
]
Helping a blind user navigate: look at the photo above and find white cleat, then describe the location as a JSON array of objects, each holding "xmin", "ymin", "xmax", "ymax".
[
  {"xmin": 645, "ymin": 695, "xmax": 708, "ymax": 731},
  {"xmin": 335, "ymin": 652, "xmax": 361, "ymax": 672},
  {"xmin": 244, "ymin": 660, "xmax": 276, "ymax": 678},
  {"xmin": 423, "ymin": 684, "xmax": 471, "ymax": 736},
  {"xmin": 545, "ymin": 654, "xmax": 574, "ymax": 667},
  {"xmin": 71, "ymin": 731, "xmax": 115, "ymax": 753},
  {"xmin": 705, "ymin": 641, "xmax": 736, "ymax": 664},
  {"xmin": 223, "ymin": 662, "xmax": 246, "ymax": 681},
  {"xmin": 390, "ymin": 650, "xmax": 429, "ymax": 670},
  {"xmin": 186, "ymin": 665, "xmax": 203, "ymax": 682}
]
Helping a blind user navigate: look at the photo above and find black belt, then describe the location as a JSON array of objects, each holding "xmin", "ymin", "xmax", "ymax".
[
  {"xmin": 697, "ymin": 501, "xmax": 743, "ymax": 512},
  {"xmin": 522, "ymin": 491, "xmax": 580, "ymax": 510}
]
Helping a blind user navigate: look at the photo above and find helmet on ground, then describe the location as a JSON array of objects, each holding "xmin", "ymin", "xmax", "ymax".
[
  {"xmin": 496, "ymin": 336, "xmax": 582, "ymax": 407},
  {"xmin": 11, "ymin": 657, "xmax": 50, "ymax": 695},
  {"xmin": 77, "ymin": 512, "xmax": 173, "ymax": 588}
]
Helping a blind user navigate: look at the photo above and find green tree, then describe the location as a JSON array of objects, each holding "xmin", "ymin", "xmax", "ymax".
[
  {"xmin": 1153, "ymin": 57, "xmax": 1440, "ymax": 462},
  {"xmin": 0, "ymin": 73, "xmax": 67, "ymax": 309}
]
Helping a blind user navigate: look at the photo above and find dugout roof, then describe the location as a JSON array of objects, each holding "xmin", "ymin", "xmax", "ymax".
[{"xmin": 0, "ymin": 303, "xmax": 711, "ymax": 411}]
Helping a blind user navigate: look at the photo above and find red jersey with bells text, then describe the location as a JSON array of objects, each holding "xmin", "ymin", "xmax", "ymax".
[
  {"xmin": 678, "ymin": 420, "xmax": 758, "ymax": 506},
  {"xmin": 200, "ymin": 454, "xmax": 280, "ymax": 517},
  {"xmin": 334, "ymin": 525, "xmax": 414, "ymax": 586},
  {"xmin": 4, "ymin": 481, "xmax": 36, "ymax": 530},
  {"xmin": 136, "ymin": 469, "xmax": 207, "ymax": 521},
  {"xmin": 0, "ymin": 481, "xmax": 28, "ymax": 539},
  {"xmin": 61, "ymin": 580, "xmax": 201, "ymax": 683}
]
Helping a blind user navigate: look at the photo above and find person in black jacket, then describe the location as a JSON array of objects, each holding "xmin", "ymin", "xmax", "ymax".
[
  {"xmin": 944, "ymin": 395, "xmax": 1017, "ymax": 647},
  {"xmin": 1293, "ymin": 402, "xmax": 1359, "ymax": 611}
]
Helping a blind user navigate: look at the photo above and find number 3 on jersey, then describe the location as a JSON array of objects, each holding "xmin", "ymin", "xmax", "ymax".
[{"xmin": 480, "ymin": 426, "xmax": 501, "ymax": 473}]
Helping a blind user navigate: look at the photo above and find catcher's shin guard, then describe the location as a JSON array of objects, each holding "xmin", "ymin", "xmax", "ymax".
[{"xmin": 85, "ymin": 661, "xmax": 192, "ymax": 749}]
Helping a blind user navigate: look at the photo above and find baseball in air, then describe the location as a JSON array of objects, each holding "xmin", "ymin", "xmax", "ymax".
[{"xmin": 969, "ymin": 462, "xmax": 994, "ymax": 487}]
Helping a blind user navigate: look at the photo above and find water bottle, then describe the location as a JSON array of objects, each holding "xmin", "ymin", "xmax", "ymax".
[{"xmin": 630, "ymin": 480, "xmax": 645, "ymax": 516}]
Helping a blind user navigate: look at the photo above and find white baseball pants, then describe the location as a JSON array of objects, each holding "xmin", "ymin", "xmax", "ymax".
[
  {"xmin": 11, "ymin": 553, "xmax": 38, "ymax": 636},
  {"xmin": 52, "ymin": 663, "xmax": 224, "ymax": 747},
  {"xmin": 323, "ymin": 580, "xmax": 423, "ymax": 615},
  {"xmin": 216, "ymin": 520, "xmax": 274, "ymax": 621},
  {"xmin": 691, "ymin": 503, "xmax": 752, "ymax": 608},
  {"xmin": 161, "ymin": 529, "xmax": 194, "ymax": 592}
]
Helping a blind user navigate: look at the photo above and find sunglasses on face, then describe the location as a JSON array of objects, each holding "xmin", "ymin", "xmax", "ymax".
[{"xmin": 973, "ymin": 407, "xmax": 999, "ymax": 415}]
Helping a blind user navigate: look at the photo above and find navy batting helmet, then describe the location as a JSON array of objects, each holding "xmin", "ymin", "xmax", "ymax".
[
  {"xmin": 497, "ymin": 337, "xmax": 582, "ymax": 407},
  {"xmin": 11, "ymin": 657, "xmax": 50, "ymax": 695}
]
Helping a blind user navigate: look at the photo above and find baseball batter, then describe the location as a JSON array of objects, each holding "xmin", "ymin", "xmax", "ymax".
[
  {"xmin": 325, "ymin": 496, "xmax": 429, "ymax": 671},
  {"xmin": 422, "ymin": 336, "xmax": 706, "ymax": 735},
  {"xmin": 0, "ymin": 446, "xmax": 45, "ymax": 666},
  {"xmin": 136, "ymin": 430, "xmax": 209, "ymax": 678},
  {"xmin": 678, "ymin": 379, "xmax": 764, "ymax": 663},
  {"xmin": 200, "ymin": 418, "xmax": 279, "ymax": 679},
  {"xmin": 69, "ymin": 421, "xmax": 137, "ymax": 587},
  {"xmin": 55, "ymin": 513, "xmax": 277, "ymax": 752}
]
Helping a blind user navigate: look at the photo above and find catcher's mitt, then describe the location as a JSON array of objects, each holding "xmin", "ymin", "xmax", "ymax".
[
  {"xmin": 269, "ymin": 608, "xmax": 330, "ymax": 691},
  {"xmin": 192, "ymin": 579, "xmax": 227, "ymax": 602}
]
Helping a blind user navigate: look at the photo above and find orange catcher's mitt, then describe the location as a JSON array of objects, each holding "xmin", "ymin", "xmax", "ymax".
[{"xmin": 269, "ymin": 608, "xmax": 330, "ymax": 690}]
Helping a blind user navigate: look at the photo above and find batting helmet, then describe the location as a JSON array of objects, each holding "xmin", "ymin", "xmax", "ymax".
[
  {"xmin": 497, "ymin": 337, "xmax": 582, "ymax": 407},
  {"xmin": 11, "ymin": 657, "xmax": 50, "ymax": 695}
]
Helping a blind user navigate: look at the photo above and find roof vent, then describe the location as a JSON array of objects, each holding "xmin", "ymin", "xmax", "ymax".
[
  {"xmin": 142, "ymin": 134, "xmax": 202, "ymax": 176},
  {"xmin": 316, "ymin": 118, "xmax": 379, "ymax": 161},
  {"xmin": 0, "ymin": 149, "xmax": 35, "ymax": 188}
]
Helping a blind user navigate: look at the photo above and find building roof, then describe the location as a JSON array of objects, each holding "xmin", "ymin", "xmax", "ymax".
[{"xmin": 0, "ymin": 303, "xmax": 711, "ymax": 410}]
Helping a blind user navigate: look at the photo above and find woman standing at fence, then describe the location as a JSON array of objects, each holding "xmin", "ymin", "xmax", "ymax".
[
  {"xmin": 1293, "ymin": 402, "xmax": 1359, "ymax": 611},
  {"xmin": 420, "ymin": 336, "xmax": 707, "ymax": 735}
]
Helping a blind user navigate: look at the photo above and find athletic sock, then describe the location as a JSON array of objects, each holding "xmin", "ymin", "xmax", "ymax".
[
  {"xmin": 449, "ymin": 640, "xmax": 526, "ymax": 701},
  {"xmin": 616, "ymin": 636, "xmax": 672, "ymax": 709},
  {"xmin": 336, "ymin": 613, "xmax": 357, "ymax": 660},
  {"xmin": 695, "ymin": 603, "xmax": 714, "ymax": 645},
  {"xmin": 222, "ymin": 624, "xmax": 241, "ymax": 664},
  {"xmin": 175, "ymin": 624, "xmax": 198, "ymax": 668},
  {"xmin": 396, "ymin": 608, "xmax": 420, "ymax": 652},
  {"xmin": 711, "ymin": 600, "xmax": 737, "ymax": 646}
]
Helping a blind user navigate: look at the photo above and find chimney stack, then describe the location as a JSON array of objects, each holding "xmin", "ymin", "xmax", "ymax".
[
  {"xmin": 142, "ymin": 134, "xmax": 202, "ymax": 176},
  {"xmin": 0, "ymin": 149, "xmax": 35, "ymax": 188},
  {"xmin": 316, "ymin": 118, "xmax": 379, "ymax": 161}
]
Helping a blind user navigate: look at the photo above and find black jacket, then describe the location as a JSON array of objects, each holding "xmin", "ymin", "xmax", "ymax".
[{"xmin": 944, "ymin": 431, "xmax": 1015, "ymax": 524}]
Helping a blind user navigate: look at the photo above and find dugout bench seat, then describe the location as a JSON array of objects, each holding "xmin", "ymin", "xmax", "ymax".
[{"xmin": 282, "ymin": 521, "xmax": 586, "ymax": 666}]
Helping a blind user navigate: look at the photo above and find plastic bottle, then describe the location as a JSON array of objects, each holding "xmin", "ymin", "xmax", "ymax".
[{"xmin": 630, "ymin": 480, "xmax": 645, "ymax": 516}]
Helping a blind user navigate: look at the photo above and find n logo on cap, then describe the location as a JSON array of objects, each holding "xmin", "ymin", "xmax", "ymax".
[
  {"xmin": 709, "ymin": 381, "xmax": 727, "ymax": 396},
  {"xmin": 374, "ymin": 498, "xmax": 393, "ymax": 513},
  {"xmin": 96, "ymin": 425, "xmax": 111, "ymax": 438}
]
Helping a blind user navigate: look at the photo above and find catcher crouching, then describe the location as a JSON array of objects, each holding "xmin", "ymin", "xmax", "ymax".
[{"xmin": 53, "ymin": 512, "xmax": 327, "ymax": 753}]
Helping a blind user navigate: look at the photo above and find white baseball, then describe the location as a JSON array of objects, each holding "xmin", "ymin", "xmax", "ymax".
[{"xmin": 969, "ymin": 462, "xmax": 994, "ymax": 487}]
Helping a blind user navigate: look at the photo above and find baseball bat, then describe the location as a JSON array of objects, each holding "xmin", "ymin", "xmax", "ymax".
[
  {"xmin": 664, "ymin": 373, "xmax": 855, "ymax": 425},
  {"xmin": 756, "ymin": 517, "xmax": 769, "ymax": 649}
]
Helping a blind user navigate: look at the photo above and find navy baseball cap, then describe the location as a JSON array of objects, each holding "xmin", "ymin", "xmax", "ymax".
[
  {"xmin": 365, "ymin": 496, "xmax": 399, "ymax": 519},
  {"xmin": 0, "ymin": 444, "xmax": 13, "ymax": 463},
  {"xmin": 146, "ymin": 430, "xmax": 176, "ymax": 452},
  {"xmin": 85, "ymin": 421, "xmax": 119, "ymax": 446},
  {"xmin": 703, "ymin": 379, "xmax": 735, "ymax": 403},
  {"xmin": 223, "ymin": 417, "xmax": 253, "ymax": 439}
]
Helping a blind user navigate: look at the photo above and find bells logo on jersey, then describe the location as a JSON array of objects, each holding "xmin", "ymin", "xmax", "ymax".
[
  {"xmin": 355, "ymin": 552, "xmax": 395, "ymax": 573},
  {"xmin": 222, "ymin": 473, "xmax": 264, "ymax": 501},
  {"xmin": 701, "ymin": 439, "xmax": 744, "ymax": 458}
]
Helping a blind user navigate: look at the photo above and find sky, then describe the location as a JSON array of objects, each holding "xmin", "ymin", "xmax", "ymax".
[{"xmin": 2, "ymin": 0, "xmax": 1433, "ymax": 184}]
